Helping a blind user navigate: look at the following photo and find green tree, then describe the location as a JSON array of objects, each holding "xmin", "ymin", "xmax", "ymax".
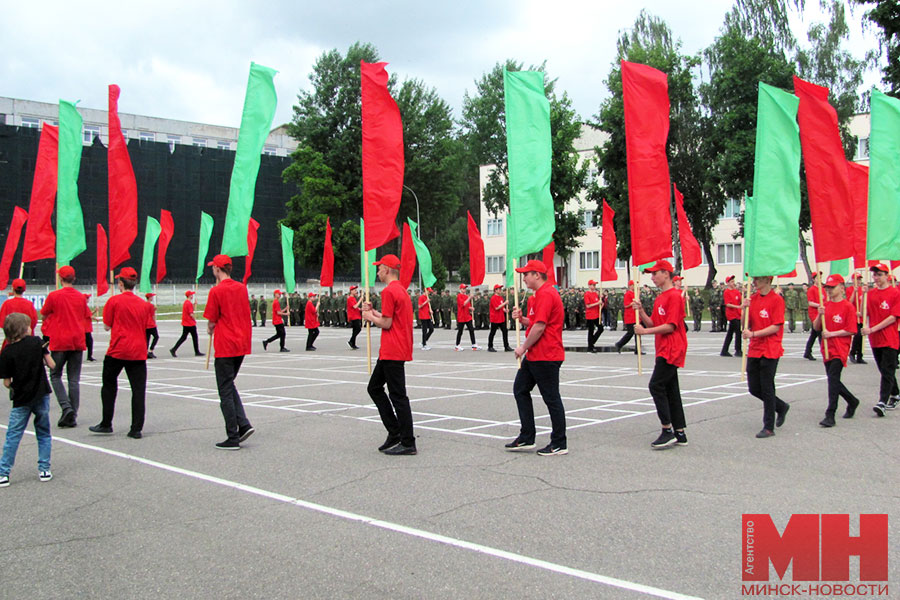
[{"xmin": 851, "ymin": 0, "xmax": 900, "ymax": 97}]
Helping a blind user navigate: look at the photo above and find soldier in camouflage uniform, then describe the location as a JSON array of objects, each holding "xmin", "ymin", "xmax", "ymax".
[
  {"xmin": 799, "ymin": 284, "xmax": 810, "ymax": 331},
  {"xmin": 259, "ymin": 295, "xmax": 268, "ymax": 327},
  {"xmin": 783, "ymin": 284, "xmax": 798, "ymax": 333},
  {"xmin": 441, "ymin": 290, "xmax": 452, "ymax": 329},
  {"xmin": 290, "ymin": 292, "xmax": 301, "ymax": 326},
  {"xmin": 708, "ymin": 281, "xmax": 722, "ymax": 332},
  {"xmin": 690, "ymin": 287, "xmax": 705, "ymax": 332},
  {"xmin": 608, "ymin": 289, "xmax": 620, "ymax": 331},
  {"xmin": 250, "ymin": 294, "xmax": 259, "ymax": 327}
]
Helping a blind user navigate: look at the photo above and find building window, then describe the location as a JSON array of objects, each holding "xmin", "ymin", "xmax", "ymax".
[
  {"xmin": 486, "ymin": 255, "xmax": 504, "ymax": 273},
  {"xmin": 615, "ymin": 258, "xmax": 628, "ymax": 270},
  {"xmin": 717, "ymin": 243, "xmax": 742, "ymax": 265},
  {"xmin": 168, "ymin": 135, "xmax": 180, "ymax": 152},
  {"xmin": 192, "ymin": 137, "xmax": 207, "ymax": 148},
  {"xmin": 579, "ymin": 250, "xmax": 599, "ymax": 270},
  {"xmin": 486, "ymin": 218, "xmax": 503, "ymax": 237},
  {"xmin": 721, "ymin": 197, "xmax": 741, "ymax": 219},
  {"xmin": 217, "ymin": 140, "xmax": 231, "ymax": 150},
  {"xmin": 583, "ymin": 210, "xmax": 595, "ymax": 229},
  {"xmin": 20, "ymin": 117, "xmax": 41, "ymax": 129},
  {"xmin": 83, "ymin": 124, "xmax": 101, "ymax": 144},
  {"xmin": 139, "ymin": 131, "xmax": 155, "ymax": 143},
  {"xmin": 263, "ymin": 145, "xmax": 276, "ymax": 156},
  {"xmin": 857, "ymin": 136, "xmax": 869, "ymax": 160}
]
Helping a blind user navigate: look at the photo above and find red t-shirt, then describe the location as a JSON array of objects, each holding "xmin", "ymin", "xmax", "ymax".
[
  {"xmin": 146, "ymin": 302, "xmax": 157, "ymax": 328},
  {"xmin": 747, "ymin": 290, "xmax": 785, "ymax": 359},
  {"xmin": 379, "ymin": 280, "xmax": 413, "ymax": 362},
  {"xmin": 489, "ymin": 294, "xmax": 506, "ymax": 323},
  {"xmin": 272, "ymin": 298, "xmax": 283, "ymax": 326},
  {"xmin": 304, "ymin": 300, "xmax": 319, "ymax": 329},
  {"xmin": 347, "ymin": 295, "xmax": 361, "ymax": 320},
  {"xmin": 181, "ymin": 299, "xmax": 196, "ymax": 326},
  {"xmin": 418, "ymin": 294, "xmax": 431, "ymax": 320},
  {"xmin": 457, "ymin": 293, "xmax": 472, "ymax": 322},
  {"xmin": 807, "ymin": 286, "xmax": 821, "ymax": 322},
  {"xmin": 104, "ymin": 291, "xmax": 154, "ymax": 360},
  {"xmin": 0, "ymin": 297, "xmax": 38, "ymax": 334},
  {"xmin": 525, "ymin": 281, "xmax": 565, "ymax": 362},
  {"xmin": 203, "ymin": 278, "xmax": 252, "ymax": 358},
  {"xmin": 623, "ymin": 289, "xmax": 637, "ymax": 325},
  {"xmin": 866, "ymin": 285, "xmax": 900, "ymax": 349},
  {"xmin": 40, "ymin": 287, "xmax": 91, "ymax": 351},
  {"xmin": 651, "ymin": 287, "xmax": 687, "ymax": 368},
  {"xmin": 821, "ymin": 299, "xmax": 856, "ymax": 366},
  {"xmin": 723, "ymin": 288, "xmax": 742, "ymax": 321},
  {"xmin": 584, "ymin": 290, "xmax": 600, "ymax": 320}
]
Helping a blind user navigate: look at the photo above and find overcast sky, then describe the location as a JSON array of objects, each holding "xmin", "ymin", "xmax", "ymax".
[{"xmin": 1, "ymin": 0, "xmax": 880, "ymax": 129}]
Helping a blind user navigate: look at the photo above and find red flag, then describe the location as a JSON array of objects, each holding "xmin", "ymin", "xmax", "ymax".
[
  {"xmin": 399, "ymin": 222, "xmax": 416, "ymax": 289},
  {"xmin": 156, "ymin": 209, "xmax": 174, "ymax": 283},
  {"xmin": 847, "ymin": 161, "xmax": 869, "ymax": 270},
  {"xmin": 778, "ymin": 270, "xmax": 798, "ymax": 278},
  {"xmin": 0, "ymin": 207, "xmax": 28, "ymax": 289},
  {"xmin": 542, "ymin": 241, "xmax": 557, "ymax": 286},
  {"xmin": 467, "ymin": 211, "xmax": 485, "ymax": 286},
  {"xmin": 361, "ymin": 61, "xmax": 404, "ymax": 251},
  {"xmin": 243, "ymin": 218, "xmax": 260, "ymax": 284},
  {"xmin": 320, "ymin": 218, "xmax": 335, "ymax": 287},
  {"xmin": 794, "ymin": 77, "xmax": 852, "ymax": 263},
  {"xmin": 621, "ymin": 60, "xmax": 672, "ymax": 266},
  {"xmin": 601, "ymin": 200, "xmax": 618, "ymax": 282},
  {"xmin": 673, "ymin": 183, "xmax": 702, "ymax": 270},
  {"xmin": 96, "ymin": 224, "xmax": 109, "ymax": 296},
  {"xmin": 108, "ymin": 84, "xmax": 138, "ymax": 269},
  {"xmin": 21, "ymin": 124, "xmax": 58, "ymax": 262}
]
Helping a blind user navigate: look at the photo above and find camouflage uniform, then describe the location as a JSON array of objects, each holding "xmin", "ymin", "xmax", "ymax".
[
  {"xmin": 799, "ymin": 285, "xmax": 811, "ymax": 331},
  {"xmin": 709, "ymin": 284, "xmax": 722, "ymax": 332},
  {"xmin": 783, "ymin": 285, "xmax": 798, "ymax": 333},
  {"xmin": 690, "ymin": 288, "xmax": 705, "ymax": 332},
  {"xmin": 259, "ymin": 296, "xmax": 268, "ymax": 327},
  {"xmin": 441, "ymin": 291, "xmax": 452, "ymax": 329},
  {"xmin": 249, "ymin": 295, "xmax": 258, "ymax": 327}
]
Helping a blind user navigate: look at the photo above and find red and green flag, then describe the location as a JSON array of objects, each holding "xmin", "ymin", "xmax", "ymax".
[
  {"xmin": 195, "ymin": 212, "xmax": 214, "ymax": 282},
  {"xmin": 359, "ymin": 218, "xmax": 376, "ymax": 287},
  {"xmin": 399, "ymin": 222, "xmax": 416, "ymax": 289},
  {"xmin": 847, "ymin": 161, "xmax": 870, "ymax": 269},
  {"xmin": 280, "ymin": 224, "xmax": 295, "ymax": 293},
  {"xmin": 407, "ymin": 218, "xmax": 436, "ymax": 288},
  {"xmin": 139, "ymin": 216, "xmax": 161, "ymax": 294},
  {"xmin": 242, "ymin": 218, "xmax": 260, "ymax": 285},
  {"xmin": 867, "ymin": 89, "xmax": 900, "ymax": 260},
  {"xmin": 57, "ymin": 100, "xmax": 86, "ymax": 266}
]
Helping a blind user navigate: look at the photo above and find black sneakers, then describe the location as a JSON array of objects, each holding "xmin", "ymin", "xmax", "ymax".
[
  {"xmin": 755, "ymin": 429, "xmax": 775, "ymax": 438},
  {"xmin": 674, "ymin": 431, "xmax": 688, "ymax": 446},
  {"xmin": 126, "ymin": 431, "xmax": 142, "ymax": 439},
  {"xmin": 874, "ymin": 402, "xmax": 886, "ymax": 417},
  {"xmin": 279, "ymin": 348, "xmax": 291, "ymax": 353},
  {"xmin": 262, "ymin": 340, "xmax": 269, "ymax": 351},
  {"xmin": 887, "ymin": 395, "xmax": 899, "ymax": 410},
  {"xmin": 504, "ymin": 438, "xmax": 536, "ymax": 452},
  {"xmin": 89, "ymin": 424, "xmax": 113, "ymax": 435},
  {"xmin": 819, "ymin": 415, "xmax": 836, "ymax": 428},
  {"xmin": 215, "ymin": 439, "xmax": 240, "ymax": 450},
  {"xmin": 383, "ymin": 444, "xmax": 417, "ymax": 455},
  {"xmin": 536, "ymin": 444, "xmax": 568, "ymax": 456},
  {"xmin": 169, "ymin": 348, "xmax": 177, "ymax": 358},
  {"xmin": 843, "ymin": 398, "xmax": 859, "ymax": 418},
  {"xmin": 776, "ymin": 404, "xmax": 790, "ymax": 428},
  {"xmin": 238, "ymin": 425, "xmax": 255, "ymax": 443},
  {"xmin": 651, "ymin": 429, "xmax": 677, "ymax": 449},
  {"xmin": 378, "ymin": 435, "xmax": 401, "ymax": 452}
]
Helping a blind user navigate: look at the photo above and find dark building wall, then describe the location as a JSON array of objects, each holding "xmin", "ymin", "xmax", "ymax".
[{"xmin": 0, "ymin": 124, "xmax": 301, "ymax": 285}]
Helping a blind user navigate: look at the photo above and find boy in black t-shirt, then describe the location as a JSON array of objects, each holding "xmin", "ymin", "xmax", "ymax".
[{"xmin": 0, "ymin": 313, "xmax": 56, "ymax": 487}]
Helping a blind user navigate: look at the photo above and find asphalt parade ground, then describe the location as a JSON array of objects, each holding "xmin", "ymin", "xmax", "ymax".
[{"xmin": 1, "ymin": 321, "xmax": 897, "ymax": 599}]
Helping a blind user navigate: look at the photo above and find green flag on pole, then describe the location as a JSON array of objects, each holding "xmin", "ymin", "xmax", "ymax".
[
  {"xmin": 280, "ymin": 224, "xmax": 295, "ymax": 293},
  {"xmin": 57, "ymin": 100, "xmax": 86, "ymax": 265},
  {"xmin": 195, "ymin": 211, "xmax": 214, "ymax": 282},
  {"xmin": 867, "ymin": 89, "xmax": 900, "ymax": 260},
  {"xmin": 221, "ymin": 62, "xmax": 278, "ymax": 257},
  {"xmin": 504, "ymin": 69, "xmax": 554, "ymax": 259},
  {"xmin": 360, "ymin": 218, "xmax": 376, "ymax": 287},
  {"xmin": 746, "ymin": 82, "xmax": 801, "ymax": 277},
  {"xmin": 505, "ymin": 211, "xmax": 516, "ymax": 288},
  {"xmin": 743, "ymin": 192, "xmax": 754, "ymax": 280},
  {"xmin": 830, "ymin": 258, "xmax": 850, "ymax": 277},
  {"xmin": 140, "ymin": 216, "xmax": 161, "ymax": 294},
  {"xmin": 407, "ymin": 218, "xmax": 436, "ymax": 288}
]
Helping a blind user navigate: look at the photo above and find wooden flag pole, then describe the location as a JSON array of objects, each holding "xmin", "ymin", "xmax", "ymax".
[
  {"xmin": 365, "ymin": 262, "xmax": 372, "ymax": 374},
  {"xmin": 514, "ymin": 272, "xmax": 522, "ymax": 368},
  {"xmin": 815, "ymin": 264, "xmax": 829, "ymax": 361},
  {"xmin": 634, "ymin": 268, "xmax": 642, "ymax": 375},
  {"xmin": 741, "ymin": 280, "xmax": 749, "ymax": 382},
  {"xmin": 205, "ymin": 334, "xmax": 213, "ymax": 370},
  {"xmin": 862, "ymin": 268, "xmax": 870, "ymax": 339},
  {"xmin": 18, "ymin": 261, "xmax": 24, "ymax": 279},
  {"xmin": 857, "ymin": 271, "xmax": 866, "ymax": 360},
  {"xmin": 684, "ymin": 287, "xmax": 691, "ymax": 319}
]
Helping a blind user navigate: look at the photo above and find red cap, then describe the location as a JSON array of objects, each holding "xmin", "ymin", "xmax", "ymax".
[
  {"xmin": 372, "ymin": 254, "xmax": 401, "ymax": 269},
  {"xmin": 643, "ymin": 260, "xmax": 674, "ymax": 274},
  {"xmin": 274, "ymin": 289, "xmax": 281, "ymax": 295},
  {"xmin": 673, "ymin": 275, "xmax": 684, "ymax": 282},
  {"xmin": 870, "ymin": 263, "xmax": 890, "ymax": 274},
  {"xmin": 207, "ymin": 254, "xmax": 232, "ymax": 268},
  {"xmin": 493, "ymin": 284, "xmax": 503, "ymax": 290},
  {"xmin": 308, "ymin": 292, "xmax": 317, "ymax": 297},
  {"xmin": 426, "ymin": 287, "xmax": 434, "ymax": 292},
  {"xmin": 116, "ymin": 267, "xmax": 138, "ymax": 280},
  {"xmin": 823, "ymin": 274, "xmax": 845, "ymax": 287},
  {"xmin": 185, "ymin": 290, "xmax": 195, "ymax": 297},
  {"xmin": 514, "ymin": 259, "xmax": 548, "ymax": 274},
  {"xmin": 145, "ymin": 293, "xmax": 156, "ymax": 299},
  {"xmin": 459, "ymin": 283, "xmax": 468, "ymax": 290},
  {"xmin": 349, "ymin": 285, "xmax": 358, "ymax": 291},
  {"xmin": 627, "ymin": 280, "xmax": 635, "ymax": 286},
  {"xmin": 57, "ymin": 265, "xmax": 75, "ymax": 279},
  {"xmin": 11, "ymin": 278, "xmax": 25, "ymax": 290},
  {"xmin": 587, "ymin": 279, "xmax": 598, "ymax": 286},
  {"xmin": 725, "ymin": 275, "xmax": 735, "ymax": 283}
]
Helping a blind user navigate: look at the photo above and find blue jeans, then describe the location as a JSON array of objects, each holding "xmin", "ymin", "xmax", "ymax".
[{"xmin": 0, "ymin": 394, "xmax": 52, "ymax": 476}]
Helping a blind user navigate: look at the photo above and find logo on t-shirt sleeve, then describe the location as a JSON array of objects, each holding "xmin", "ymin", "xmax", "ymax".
[{"xmin": 657, "ymin": 306, "xmax": 666, "ymax": 316}]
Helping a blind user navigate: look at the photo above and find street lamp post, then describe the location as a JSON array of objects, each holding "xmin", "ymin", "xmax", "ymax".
[{"xmin": 403, "ymin": 185, "xmax": 423, "ymax": 292}]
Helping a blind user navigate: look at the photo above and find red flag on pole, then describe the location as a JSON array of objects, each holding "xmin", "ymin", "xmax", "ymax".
[
  {"xmin": 673, "ymin": 183, "xmax": 702, "ymax": 270},
  {"xmin": 361, "ymin": 61, "xmax": 404, "ymax": 251},
  {"xmin": 0, "ymin": 207, "xmax": 28, "ymax": 289},
  {"xmin": 467, "ymin": 211, "xmax": 485, "ymax": 286},
  {"xmin": 847, "ymin": 161, "xmax": 869, "ymax": 270},
  {"xmin": 794, "ymin": 77, "xmax": 852, "ymax": 262},
  {"xmin": 399, "ymin": 222, "xmax": 416, "ymax": 289},
  {"xmin": 21, "ymin": 124, "xmax": 58, "ymax": 262},
  {"xmin": 601, "ymin": 200, "xmax": 618, "ymax": 282},
  {"xmin": 108, "ymin": 85, "xmax": 138, "ymax": 269},
  {"xmin": 96, "ymin": 224, "xmax": 109, "ymax": 296},
  {"xmin": 156, "ymin": 209, "xmax": 174, "ymax": 283},
  {"xmin": 542, "ymin": 241, "xmax": 557, "ymax": 286},
  {"xmin": 320, "ymin": 217, "xmax": 335, "ymax": 287},
  {"xmin": 621, "ymin": 60, "xmax": 672, "ymax": 266},
  {"xmin": 243, "ymin": 218, "xmax": 260, "ymax": 284}
]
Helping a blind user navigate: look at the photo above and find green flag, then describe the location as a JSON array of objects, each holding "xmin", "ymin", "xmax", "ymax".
[
  {"xmin": 360, "ymin": 218, "xmax": 376, "ymax": 287},
  {"xmin": 867, "ymin": 89, "xmax": 900, "ymax": 260},
  {"xmin": 280, "ymin": 224, "xmax": 295, "ymax": 293},
  {"xmin": 407, "ymin": 218, "xmax": 436, "ymax": 288},
  {"xmin": 57, "ymin": 100, "xmax": 86, "ymax": 265},
  {"xmin": 221, "ymin": 62, "xmax": 278, "ymax": 257},
  {"xmin": 195, "ymin": 211, "xmax": 214, "ymax": 282},
  {"xmin": 830, "ymin": 258, "xmax": 849, "ymax": 277},
  {"xmin": 140, "ymin": 216, "xmax": 161, "ymax": 294},
  {"xmin": 743, "ymin": 192, "xmax": 754, "ymax": 280},
  {"xmin": 505, "ymin": 213, "xmax": 516, "ymax": 288},
  {"xmin": 746, "ymin": 82, "xmax": 800, "ymax": 277},
  {"xmin": 504, "ymin": 69, "xmax": 554, "ymax": 258}
]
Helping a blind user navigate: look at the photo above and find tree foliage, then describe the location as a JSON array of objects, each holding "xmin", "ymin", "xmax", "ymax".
[{"xmin": 852, "ymin": 0, "xmax": 900, "ymax": 97}]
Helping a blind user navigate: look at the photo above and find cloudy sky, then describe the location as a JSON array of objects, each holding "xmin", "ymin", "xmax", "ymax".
[{"xmin": 1, "ymin": 0, "xmax": 880, "ymax": 129}]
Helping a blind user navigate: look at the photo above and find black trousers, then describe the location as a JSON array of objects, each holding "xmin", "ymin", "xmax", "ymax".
[
  {"xmin": 587, "ymin": 318, "xmax": 603, "ymax": 349},
  {"xmin": 421, "ymin": 319, "xmax": 434, "ymax": 347},
  {"xmin": 851, "ymin": 323, "xmax": 864, "ymax": 360},
  {"xmin": 746, "ymin": 356, "xmax": 789, "ymax": 431},
  {"xmin": 872, "ymin": 346, "xmax": 899, "ymax": 404},
  {"xmin": 824, "ymin": 359, "xmax": 859, "ymax": 416},
  {"xmin": 306, "ymin": 327, "xmax": 319, "ymax": 350},
  {"xmin": 805, "ymin": 329, "xmax": 821, "ymax": 357},
  {"xmin": 367, "ymin": 359, "xmax": 414, "ymax": 447},
  {"xmin": 616, "ymin": 324, "xmax": 637, "ymax": 352},
  {"xmin": 259, "ymin": 312, "xmax": 266, "ymax": 327},
  {"xmin": 100, "ymin": 356, "xmax": 147, "ymax": 433},
  {"xmin": 172, "ymin": 325, "xmax": 200, "ymax": 354},
  {"xmin": 349, "ymin": 319, "xmax": 362, "ymax": 347},
  {"xmin": 488, "ymin": 322, "xmax": 510, "ymax": 350},
  {"xmin": 455, "ymin": 320, "xmax": 476, "ymax": 346},
  {"xmin": 648, "ymin": 357, "xmax": 686, "ymax": 430},
  {"xmin": 513, "ymin": 359, "xmax": 566, "ymax": 448},
  {"xmin": 85, "ymin": 332, "xmax": 94, "ymax": 359},
  {"xmin": 215, "ymin": 356, "xmax": 250, "ymax": 443},
  {"xmin": 265, "ymin": 324, "xmax": 287, "ymax": 349},
  {"xmin": 722, "ymin": 319, "xmax": 742, "ymax": 355},
  {"xmin": 145, "ymin": 327, "xmax": 159, "ymax": 351}
]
